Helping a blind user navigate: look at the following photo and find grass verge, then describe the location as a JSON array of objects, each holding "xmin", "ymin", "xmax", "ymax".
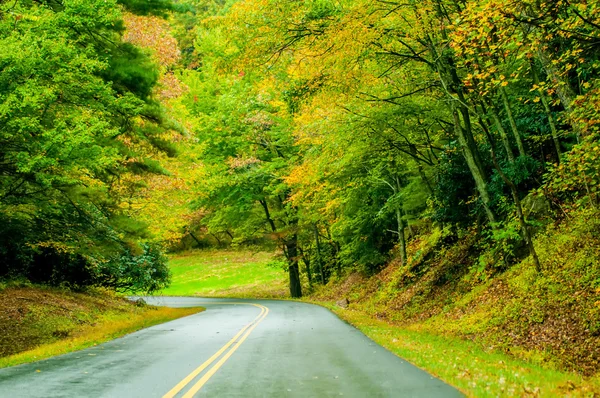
[
  {"xmin": 312, "ymin": 302, "xmax": 600, "ymax": 397},
  {"xmin": 0, "ymin": 286, "xmax": 203, "ymax": 369},
  {"xmin": 160, "ymin": 249, "xmax": 287, "ymax": 298}
]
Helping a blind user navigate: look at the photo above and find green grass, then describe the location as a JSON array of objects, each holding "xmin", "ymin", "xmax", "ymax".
[{"xmin": 160, "ymin": 249, "xmax": 287, "ymax": 298}]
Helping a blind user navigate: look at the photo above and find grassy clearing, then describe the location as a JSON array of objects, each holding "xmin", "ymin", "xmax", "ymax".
[
  {"xmin": 160, "ymin": 249, "xmax": 287, "ymax": 298},
  {"xmin": 317, "ymin": 304, "xmax": 600, "ymax": 397},
  {"xmin": 0, "ymin": 285, "xmax": 203, "ymax": 368}
]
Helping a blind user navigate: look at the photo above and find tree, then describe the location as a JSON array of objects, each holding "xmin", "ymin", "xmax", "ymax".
[{"xmin": 0, "ymin": 0, "xmax": 175, "ymax": 291}]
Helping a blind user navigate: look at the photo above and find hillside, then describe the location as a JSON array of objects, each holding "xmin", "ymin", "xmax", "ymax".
[
  {"xmin": 310, "ymin": 206, "xmax": 600, "ymax": 395},
  {"xmin": 0, "ymin": 285, "xmax": 203, "ymax": 368}
]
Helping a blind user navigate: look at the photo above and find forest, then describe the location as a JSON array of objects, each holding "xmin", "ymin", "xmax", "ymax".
[{"xmin": 1, "ymin": 0, "xmax": 600, "ymax": 296}]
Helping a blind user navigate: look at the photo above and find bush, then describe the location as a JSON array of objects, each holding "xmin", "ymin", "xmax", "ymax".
[
  {"xmin": 97, "ymin": 244, "xmax": 171, "ymax": 293},
  {"xmin": 0, "ymin": 243, "xmax": 170, "ymax": 294}
]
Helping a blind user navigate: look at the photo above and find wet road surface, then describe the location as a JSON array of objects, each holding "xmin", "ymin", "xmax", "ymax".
[{"xmin": 0, "ymin": 297, "xmax": 463, "ymax": 397}]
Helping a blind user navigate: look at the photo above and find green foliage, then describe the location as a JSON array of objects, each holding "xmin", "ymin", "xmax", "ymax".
[
  {"xmin": 99, "ymin": 244, "xmax": 171, "ymax": 293},
  {"xmin": 432, "ymin": 148, "xmax": 476, "ymax": 225},
  {"xmin": 0, "ymin": 0, "xmax": 175, "ymax": 292},
  {"xmin": 118, "ymin": 0, "xmax": 173, "ymax": 16},
  {"xmin": 164, "ymin": 0, "xmax": 600, "ymax": 297}
]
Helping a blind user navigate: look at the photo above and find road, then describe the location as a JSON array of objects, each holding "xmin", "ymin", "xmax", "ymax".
[{"xmin": 0, "ymin": 297, "xmax": 463, "ymax": 397}]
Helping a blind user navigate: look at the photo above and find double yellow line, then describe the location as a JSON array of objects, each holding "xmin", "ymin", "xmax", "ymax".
[{"xmin": 163, "ymin": 303, "xmax": 269, "ymax": 398}]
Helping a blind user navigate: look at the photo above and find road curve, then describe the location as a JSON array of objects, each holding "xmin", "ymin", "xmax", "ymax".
[{"xmin": 0, "ymin": 297, "xmax": 463, "ymax": 397}]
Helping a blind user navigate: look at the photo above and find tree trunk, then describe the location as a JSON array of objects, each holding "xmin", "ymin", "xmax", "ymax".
[
  {"xmin": 489, "ymin": 102, "xmax": 516, "ymax": 164},
  {"xmin": 394, "ymin": 176, "xmax": 407, "ymax": 265},
  {"xmin": 260, "ymin": 198, "xmax": 302, "ymax": 296},
  {"xmin": 189, "ymin": 231, "xmax": 203, "ymax": 248},
  {"xmin": 313, "ymin": 223, "xmax": 325, "ymax": 284},
  {"xmin": 517, "ymin": 7, "xmax": 581, "ymax": 136},
  {"xmin": 299, "ymin": 247, "xmax": 312, "ymax": 287},
  {"xmin": 536, "ymin": 48, "xmax": 577, "ymax": 112},
  {"xmin": 259, "ymin": 199, "xmax": 277, "ymax": 233},
  {"xmin": 453, "ymin": 109, "xmax": 497, "ymax": 224},
  {"xmin": 498, "ymin": 86, "xmax": 526, "ymax": 158},
  {"xmin": 426, "ymin": 25, "xmax": 497, "ymax": 225},
  {"xmin": 416, "ymin": 162, "xmax": 434, "ymax": 195},
  {"xmin": 531, "ymin": 63, "xmax": 561, "ymax": 161},
  {"xmin": 396, "ymin": 208, "xmax": 407, "ymax": 265},
  {"xmin": 285, "ymin": 236, "xmax": 302, "ymax": 298},
  {"xmin": 209, "ymin": 233, "xmax": 221, "ymax": 247}
]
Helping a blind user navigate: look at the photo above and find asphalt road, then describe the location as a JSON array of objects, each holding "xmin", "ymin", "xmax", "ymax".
[{"xmin": 0, "ymin": 297, "xmax": 463, "ymax": 397}]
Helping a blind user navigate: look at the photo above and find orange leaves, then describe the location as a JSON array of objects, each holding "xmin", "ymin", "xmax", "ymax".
[
  {"xmin": 123, "ymin": 13, "xmax": 180, "ymax": 69},
  {"xmin": 156, "ymin": 72, "xmax": 188, "ymax": 101},
  {"xmin": 122, "ymin": 13, "xmax": 188, "ymax": 102}
]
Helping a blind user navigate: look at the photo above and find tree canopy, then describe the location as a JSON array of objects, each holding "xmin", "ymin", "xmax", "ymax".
[
  {"xmin": 2, "ymin": 0, "xmax": 600, "ymax": 297},
  {"xmin": 165, "ymin": 0, "xmax": 600, "ymax": 296}
]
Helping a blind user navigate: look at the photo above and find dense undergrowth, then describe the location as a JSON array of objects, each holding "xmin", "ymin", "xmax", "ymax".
[{"xmin": 311, "ymin": 207, "xmax": 600, "ymax": 377}]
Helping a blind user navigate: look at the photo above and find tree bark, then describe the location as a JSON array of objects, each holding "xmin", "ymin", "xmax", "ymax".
[
  {"xmin": 259, "ymin": 199, "xmax": 278, "ymax": 233},
  {"xmin": 536, "ymin": 48, "xmax": 577, "ymax": 113},
  {"xmin": 189, "ymin": 231, "xmax": 203, "ymax": 248},
  {"xmin": 416, "ymin": 162, "xmax": 434, "ymax": 195},
  {"xmin": 394, "ymin": 176, "xmax": 407, "ymax": 265},
  {"xmin": 304, "ymin": 257, "xmax": 312, "ymax": 287},
  {"xmin": 313, "ymin": 223, "xmax": 325, "ymax": 284},
  {"xmin": 425, "ymin": 20, "xmax": 497, "ymax": 225},
  {"xmin": 298, "ymin": 246, "xmax": 312, "ymax": 287},
  {"xmin": 285, "ymin": 235, "xmax": 302, "ymax": 298},
  {"xmin": 453, "ymin": 109, "xmax": 497, "ymax": 224},
  {"xmin": 531, "ymin": 63, "xmax": 562, "ymax": 161},
  {"xmin": 489, "ymin": 102, "xmax": 516, "ymax": 164},
  {"xmin": 499, "ymin": 86, "xmax": 527, "ymax": 158},
  {"xmin": 209, "ymin": 233, "xmax": 221, "ymax": 247}
]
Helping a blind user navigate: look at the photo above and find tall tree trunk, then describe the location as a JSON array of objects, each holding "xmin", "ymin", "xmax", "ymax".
[
  {"xmin": 394, "ymin": 176, "xmax": 407, "ymax": 265},
  {"xmin": 299, "ymin": 247, "xmax": 312, "ymax": 287},
  {"xmin": 416, "ymin": 162, "xmax": 434, "ymax": 195},
  {"xmin": 531, "ymin": 63, "xmax": 562, "ymax": 161},
  {"xmin": 499, "ymin": 86, "xmax": 527, "ymax": 158},
  {"xmin": 259, "ymin": 199, "xmax": 277, "ymax": 233},
  {"xmin": 304, "ymin": 257, "xmax": 312, "ymax": 287},
  {"xmin": 313, "ymin": 223, "xmax": 325, "ymax": 284},
  {"xmin": 260, "ymin": 198, "xmax": 302, "ymax": 297},
  {"xmin": 453, "ymin": 109, "xmax": 497, "ymax": 224},
  {"xmin": 517, "ymin": 6, "xmax": 582, "ymax": 137},
  {"xmin": 189, "ymin": 231, "xmax": 203, "ymax": 248},
  {"xmin": 426, "ymin": 23, "xmax": 497, "ymax": 225},
  {"xmin": 488, "ymin": 102, "xmax": 516, "ymax": 164},
  {"xmin": 209, "ymin": 233, "xmax": 221, "ymax": 247},
  {"xmin": 396, "ymin": 207, "xmax": 407, "ymax": 265},
  {"xmin": 285, "ymin": 235, "xmax": 302, "ymax": 298},
  {"xmin": 536, "ymin": 48, "xmax": 577, "ymax": 113}
]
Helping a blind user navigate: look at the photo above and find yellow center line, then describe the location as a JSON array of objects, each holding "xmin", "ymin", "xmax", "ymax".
[
  {"xmin": 181, "ymin": 306, "xmax": 269, "ymax": 398},
  {"xmin": 163, "ymin": 303, "xmax": 268, "ymax": 398}
]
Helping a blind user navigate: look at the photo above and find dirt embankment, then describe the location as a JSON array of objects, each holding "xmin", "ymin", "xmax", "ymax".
[{"xmin": 0, "ymin": 285, "xmax": 202, "ymax": 366}]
